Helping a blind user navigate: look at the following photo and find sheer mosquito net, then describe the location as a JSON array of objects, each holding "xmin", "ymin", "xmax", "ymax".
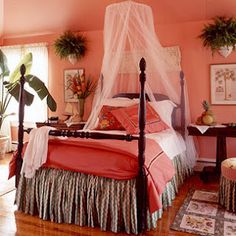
[{"xmin": 85, "ymin": 1, "xmax": 197, "ymax": 168}]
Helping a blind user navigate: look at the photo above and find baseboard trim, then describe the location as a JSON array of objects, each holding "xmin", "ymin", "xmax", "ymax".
[{"xmin": 194, "ymin": 158, "xmax": 216, "ymax": 172}]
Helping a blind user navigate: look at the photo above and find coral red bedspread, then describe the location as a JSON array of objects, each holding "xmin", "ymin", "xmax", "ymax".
[{"xmin": 10, "ymin": 137, "xmax": 175, "ymax": 212}]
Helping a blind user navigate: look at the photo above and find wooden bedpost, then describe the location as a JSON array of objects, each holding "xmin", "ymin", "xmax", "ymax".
[
  {"xmin": 180, "ymin": 71, "xmax": 185, "ymax": 138},
  {"xmin": 15, "ymin": 64, "xmax": 26, "ymax": 188},
  {"xmin": 137, "ymin": 57, "xmax": 147, "ymax": 234}
]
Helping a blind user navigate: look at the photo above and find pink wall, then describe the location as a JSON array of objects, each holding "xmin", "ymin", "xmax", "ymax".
[
  {"xmin": 157, "ymin": 21, "xmax": 236, "ymax": 159},
  {"xmin": 3, "ymin": 21, "xmax": 236, "ymax": 160}
]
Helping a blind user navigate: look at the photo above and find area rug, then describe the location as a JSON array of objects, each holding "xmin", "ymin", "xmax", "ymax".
[{"xmin": 170, "ymin": 189, "xmax": 236, "ymax": 236}]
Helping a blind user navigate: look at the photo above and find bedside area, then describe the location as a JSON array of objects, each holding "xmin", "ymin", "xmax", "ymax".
[{"xmin": 187, "ymin": 124, "xmax": 236, "ymax": 182}]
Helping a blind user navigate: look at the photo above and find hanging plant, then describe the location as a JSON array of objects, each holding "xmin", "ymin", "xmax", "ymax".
[
  {"xmin": 54, "ymin": 31, "xmax": 87, "ymax": 64},
  {"xmin": 199, "ymin": 16, "xmax": 236, "ymax": 57}
]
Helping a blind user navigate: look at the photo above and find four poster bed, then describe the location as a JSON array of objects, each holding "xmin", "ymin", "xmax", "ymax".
[
  {"xmin": 12, "ymin": 58, "xmax": 192, "ymax": 235},
  {"xmin": 11, "ymin": 1, "xmax": 197, "ymax": 234}
]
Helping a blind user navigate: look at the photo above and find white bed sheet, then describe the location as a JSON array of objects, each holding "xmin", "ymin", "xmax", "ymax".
[{"xmin": 146, "ymin": 129, "xmax": 186, "ymax": 160}]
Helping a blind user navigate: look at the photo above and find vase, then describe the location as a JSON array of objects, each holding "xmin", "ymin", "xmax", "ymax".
[{"xmin": 78, "ymin": 98, "xmax": 85, "ymax": 122}]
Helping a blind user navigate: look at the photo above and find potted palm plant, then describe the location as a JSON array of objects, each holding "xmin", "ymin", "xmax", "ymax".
[
  {"xmin": 54, "ymin": 31, "xmax": 87, "ymax": 65},
  {"xmin": 199, "ymin": 16, "xmax": 236, "ymax": 57},
  {"xmin": 0, "ymin": 49, "xmax": 57, "ymax": 158}
]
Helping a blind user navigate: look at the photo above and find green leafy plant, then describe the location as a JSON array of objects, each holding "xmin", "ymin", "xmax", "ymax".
[
  {"xmin": 54, "ymin": 31, "xmax": 87, "ymax": 61},
  {"xmin": 0, "ymin": 49, "xmax": 57, "ymax": 130},
  {"xmin": 199, "ymin": 16, "xmax": 236, "ymax": 54}
]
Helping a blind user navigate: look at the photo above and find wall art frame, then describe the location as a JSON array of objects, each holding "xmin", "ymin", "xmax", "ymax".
[
  {"xmin": 210, "ymin": 63, "xmax": 236, "ymax": 105},
  {"xmin": 64, "ymin": 68, "xmax": 85, "ymax": 102}
]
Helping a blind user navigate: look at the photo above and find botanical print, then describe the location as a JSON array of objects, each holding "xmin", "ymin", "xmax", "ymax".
[
  {"xmin": 180, "ymin": 214, "xmax": 215, "ymax": 234},
  {"xmin": 187, "ymin": 201, "xmax": 218, "ymax": 216},
  {"xmin": 211, "ymin": 64, "xmax": 236, "ymax": 104},
  {"xmin": 224, "ymin": 221, "xmax": 236, "ymax": 236},
  {"xmin": 192, "ymin": 190, "xmax": 218, "ymax": 203}
]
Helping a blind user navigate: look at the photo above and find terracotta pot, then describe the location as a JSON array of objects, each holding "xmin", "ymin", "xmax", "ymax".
[{"xmin": 0, "ymin": 135, "xmax": 9, "ymax": 159}]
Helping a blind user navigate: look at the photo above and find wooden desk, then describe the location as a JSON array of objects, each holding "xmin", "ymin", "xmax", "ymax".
[
  {"xmin": 36, "ymin": 122, "xmax": 85, "ymax": 130},
  {"xmin": 187, "ymin": 125, "xmax": 236, "ymax": 181}
]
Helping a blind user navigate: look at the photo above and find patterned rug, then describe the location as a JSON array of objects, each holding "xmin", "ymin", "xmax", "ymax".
[{"xmin": 171, "ymin": 189, "xmax": 236, "ymax": 236}]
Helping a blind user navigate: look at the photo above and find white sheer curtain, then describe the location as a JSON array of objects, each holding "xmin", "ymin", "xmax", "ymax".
[
  {"xmin": 0, "ymin": 43, "xmax": 48, "ymax": 151},
  {"xmin": 85, "ymin": 1, "xmax": 197, "ymax": 168}
]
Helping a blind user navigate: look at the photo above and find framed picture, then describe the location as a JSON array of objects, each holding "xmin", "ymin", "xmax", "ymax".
[
  {"xmin": 64, "ymin": 68, "xmax": 85, "ymax": 102},
  {"xmin": 210, "ymin": 64, "xmax": 236, "ymax": 105}
]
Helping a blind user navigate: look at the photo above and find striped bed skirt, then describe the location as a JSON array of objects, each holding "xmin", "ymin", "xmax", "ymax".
[
  {"xmin": 219, "ymin": 175, "xmax": 236, "ymax": 212},
  {"xmin": 16, "ymin": 154, "xmax": 192, "ymax": 234}
]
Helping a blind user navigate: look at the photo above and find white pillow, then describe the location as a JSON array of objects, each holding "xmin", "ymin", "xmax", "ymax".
[
  {"xmin": 102, "ymin": 97, "xmax": 139, "ymax": 107},
  {"xmin": 149, "ymin": 100, "xmax": 177, "ymax": 127}
]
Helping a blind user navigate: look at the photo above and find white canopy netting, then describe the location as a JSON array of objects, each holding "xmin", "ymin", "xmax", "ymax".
[{"xmin": 85, "ymin": 1, "xmax": 197, "ymax": 168}]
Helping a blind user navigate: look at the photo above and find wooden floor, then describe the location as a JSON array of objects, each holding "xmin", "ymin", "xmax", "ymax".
[{"xmin": 0, "ymin": 154, "xmax": 219, "ymax": 236}]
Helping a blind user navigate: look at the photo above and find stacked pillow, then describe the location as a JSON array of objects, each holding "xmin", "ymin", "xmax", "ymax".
[
  {"xmin": 95, "ymin": 98, "xmax": 175, "ymax": 134},
  {"xmin": 95, "ymin": 105, "xmax": 125, "ymax": 130},
  {"xmin": 95, "ymin": 98, "xmax": 138, "ymax": 131}
]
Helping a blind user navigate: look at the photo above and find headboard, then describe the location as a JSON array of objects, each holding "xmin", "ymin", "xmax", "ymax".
[{"xmin": 113, "ymin": 71, "xmax": 186, "ymax": 137}]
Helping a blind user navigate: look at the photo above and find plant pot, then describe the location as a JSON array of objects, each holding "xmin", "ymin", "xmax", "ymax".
[
  {"xmin": 68, "ymin": 54, "xmax": 78, "ymax": 65},
  {"xmin": 0, "ymin": 135, "xmax": 9, "ymax": 160},
  {"xmin": 218, "ymin": 46, "xmax": 233, "ymax": 58}
]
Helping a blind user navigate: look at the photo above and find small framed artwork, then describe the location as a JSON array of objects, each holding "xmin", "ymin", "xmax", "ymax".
[
  {"xmin": 210, "ymin": 64, "xmax": 236, "ymax": 105},
  {"xmin": 64, "ymin": 68, "xmax": 85, "ymax": 102}
]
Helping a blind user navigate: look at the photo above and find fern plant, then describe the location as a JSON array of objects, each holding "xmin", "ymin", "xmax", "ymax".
[
  {"xmin": 199, "ymin": 16, "xmax": 236, "ymax": 54},
  {"xmin": 54, "ymin": 31, "xmax": 87, "ymax": 61}
]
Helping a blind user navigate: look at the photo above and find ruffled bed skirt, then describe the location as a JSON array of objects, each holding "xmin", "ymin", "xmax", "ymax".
[
  {"xmin": 16, "ymin": 154, "xmax": 191, "ymax": 234},
  {"xmin": 219, "ymin": 175, "xmax": 236, "ymax": 212}
]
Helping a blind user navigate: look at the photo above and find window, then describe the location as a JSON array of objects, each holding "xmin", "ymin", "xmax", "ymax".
[{"xmin": 1, "ymin": 43, "xmax": 48, "ymax": 123}]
